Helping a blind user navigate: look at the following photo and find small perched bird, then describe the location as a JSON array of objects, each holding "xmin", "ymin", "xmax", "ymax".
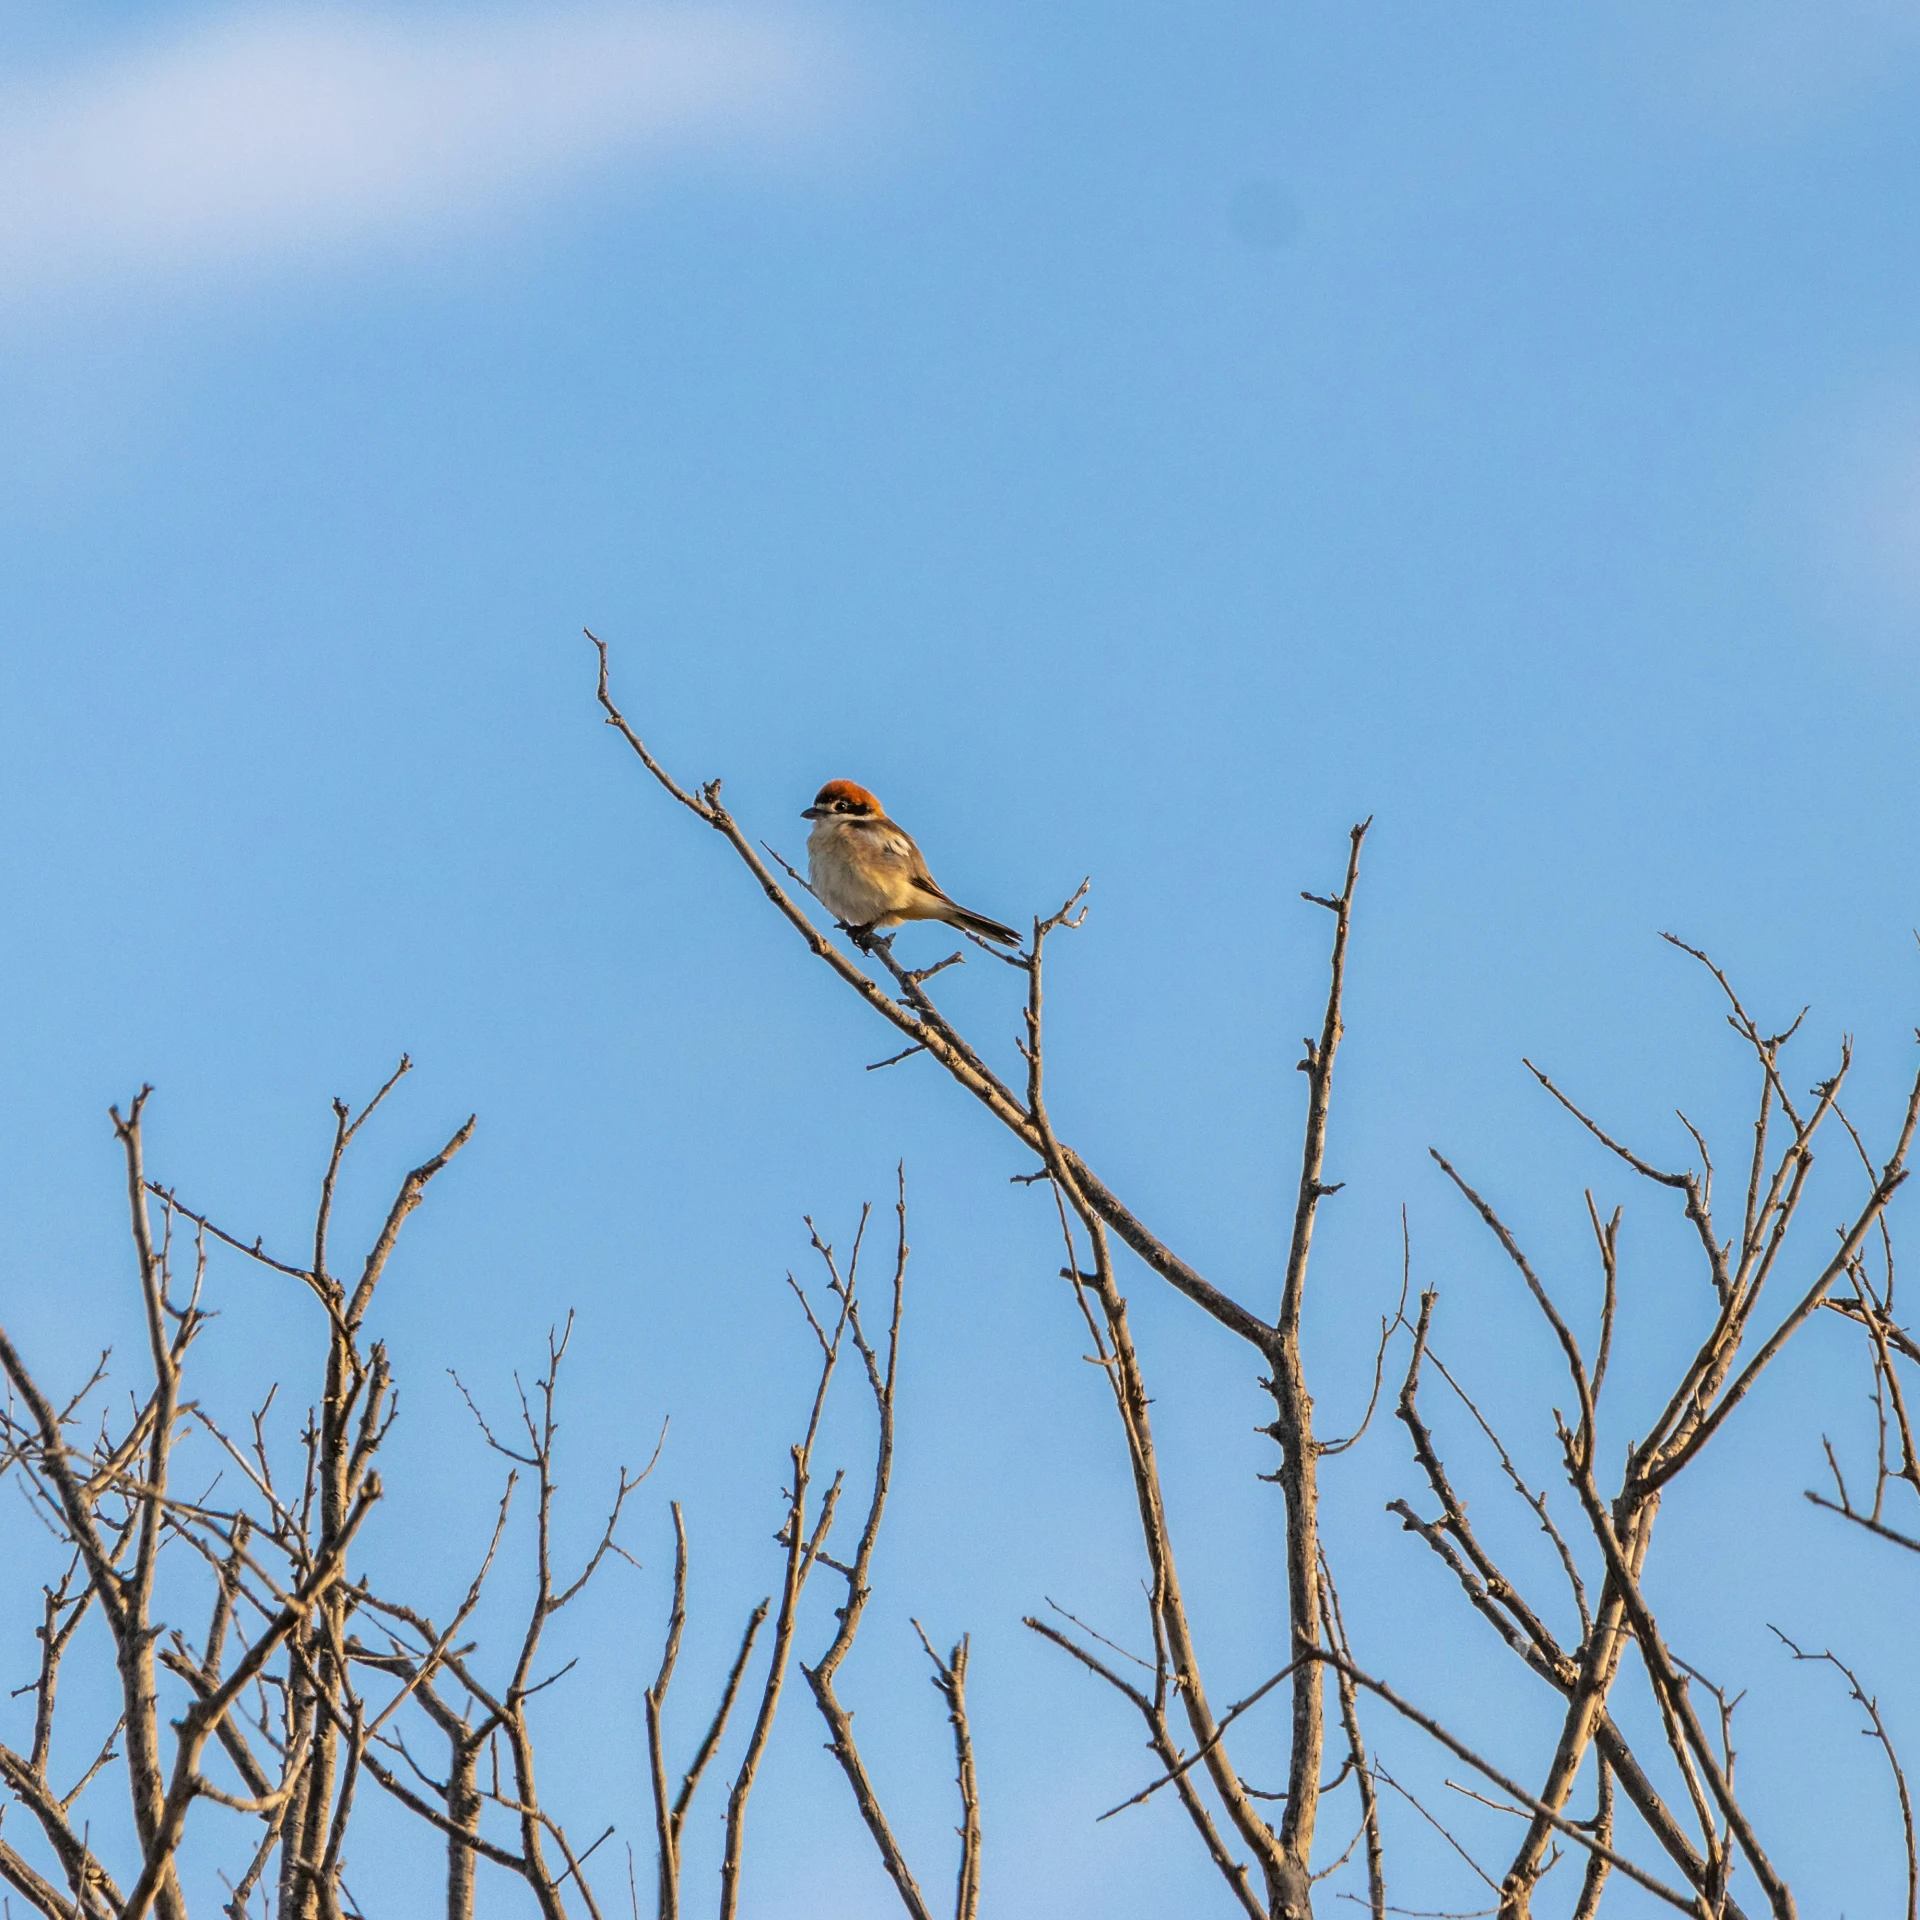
[{"xmin": 803, "ymin": 779, "xmax": 1019, "ymax": 945}]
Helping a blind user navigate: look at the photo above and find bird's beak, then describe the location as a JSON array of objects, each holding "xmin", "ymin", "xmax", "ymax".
[{"xmin": 801, "ymin": 806, "xmax": 823, "ymax": 819}]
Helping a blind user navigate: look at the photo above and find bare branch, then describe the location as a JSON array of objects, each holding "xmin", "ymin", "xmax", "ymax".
[
  {"xmin": 1309, "ymin": 1651, "xmax": 1707, "ymax": 1914},
  {"xmin": 802, "ymin": 1183, "xmax": 937, "ymax": 1920},
  {"xmin": 1773, "ymin": 1630, "xmax": 1916, "ymax": 1920},
  {"xmin": 911, "ymin": 1625, "xmax": 981, "ymax": 1920}
]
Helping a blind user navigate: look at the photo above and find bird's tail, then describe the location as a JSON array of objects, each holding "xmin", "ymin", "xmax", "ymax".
[{"xmin": 942, "ymin": 903, "xmax": 1021, "ymax": 946}]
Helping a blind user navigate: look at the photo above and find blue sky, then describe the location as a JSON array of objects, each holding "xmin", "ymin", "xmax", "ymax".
[{"xmin": 5, "ymin": 2, "xmax": 1920, "ymax": 1913}]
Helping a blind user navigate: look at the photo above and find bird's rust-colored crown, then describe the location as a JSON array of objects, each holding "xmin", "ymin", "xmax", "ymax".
[{"xmin": 810, "ymin": 779, "xmax": 882, "ymax": 815}]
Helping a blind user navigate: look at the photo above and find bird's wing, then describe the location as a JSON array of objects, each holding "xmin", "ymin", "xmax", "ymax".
[
  {"xmin": 860, "ymin": 817, "xmax": 961, "ymax": 904},
  {"xmin": 858, "ymin": 818, "xmax": 936, "ymax": 882}
]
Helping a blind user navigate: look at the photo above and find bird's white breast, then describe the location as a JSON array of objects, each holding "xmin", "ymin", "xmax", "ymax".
[{"xmin": 808, "ymin": 817, "xmax": 915, "ymax": 925}]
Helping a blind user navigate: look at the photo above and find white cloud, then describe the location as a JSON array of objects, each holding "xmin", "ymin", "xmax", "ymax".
[
  {"xmin": 1839, "ymin": 452, "xmax": 1920, "ymax": 632},
  {"xmin": 1779, "ymin": 382, "xmax": 1920, "ymax": 644},
  {"xmin": 0, "ymin": 5, "xmax": 859, "ymax": 296},
  {"xmin": 1648, "ymin": 0, "xmax": 1920, "ymax": 130}
]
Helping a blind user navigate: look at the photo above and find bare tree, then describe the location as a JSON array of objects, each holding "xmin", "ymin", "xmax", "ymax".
[
  {"xmin": 584, "ymin": 630, "xmax": 1920, "ymax": 1919},
  {"xmin": 0, "ymin": 1071, "xmax": 975, "ymax": 1920},
  {"xmin": 645, "ymin": 1180, "xmax": 984, "ymax": 1920},
  {"xmin": 7, "ymin": 637, "xmax": 1918, "ymax": 1918},
  {"xmin": 586, "ymin": 632, "xmax": 1394, "ymax": 1918},
  {"xmin": 1370, "ymin": 938, "xmax": 1920, "ymax": 1919},
  {"xmin": 0, "ymin": 1070, "xmax": 636, "ymax": 1919}
]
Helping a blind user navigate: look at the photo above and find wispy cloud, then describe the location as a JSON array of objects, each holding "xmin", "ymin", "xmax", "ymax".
[
  {"xmin": 1649, "ymin": 0, "xmax": 1920, "ymax": 130},
  {"xmin": 0, "ymin": 5, "xmax": 860, "ymax": 298},
  {"xmin": 1779, "ymin": 381, "xmax": 1920, "ymax": 644}
]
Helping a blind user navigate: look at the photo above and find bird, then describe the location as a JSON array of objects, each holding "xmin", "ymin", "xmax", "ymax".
[{"xmin": 802, "ymin": 779, "xmax": 1020, "ymax": 946}]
